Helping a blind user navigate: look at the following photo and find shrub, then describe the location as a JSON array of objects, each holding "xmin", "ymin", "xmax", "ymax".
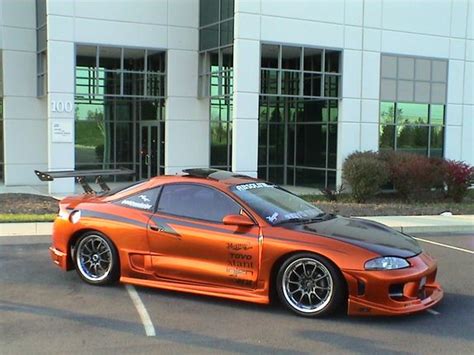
[
  {"xmin": 342, "ymin": 151, "xmax": 389, "ymax": 202},
  {"xmin": 381, "ymin": 152, "xmax": 443, "ymax": 200},
  {"xmin": 444, "ymin": 160, "xmax": 474, "ymax": 202}
]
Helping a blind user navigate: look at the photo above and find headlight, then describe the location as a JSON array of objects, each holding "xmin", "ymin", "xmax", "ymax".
[
  {"xmin": 365, "ymin": 257, "xmax": 410, "ymax": 270},
  {"xmin": 69, "ymin": 210, "xmax": 81, "ymax": 224}
]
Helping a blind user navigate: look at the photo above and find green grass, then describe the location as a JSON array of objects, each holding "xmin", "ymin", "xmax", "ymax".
[{"xmin": 0, "ymin": 214, "xmax": 56, "ymax": 223}]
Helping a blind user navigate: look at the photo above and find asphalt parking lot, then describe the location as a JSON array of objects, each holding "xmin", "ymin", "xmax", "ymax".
[{"xmin": 1, "ymin": 233, "xmax": 473, "ymax": 354}]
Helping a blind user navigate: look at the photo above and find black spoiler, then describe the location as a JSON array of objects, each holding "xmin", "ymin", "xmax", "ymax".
[{"xmin": 34, "ymin": 168, "xmax": 135, "ymax": 194}]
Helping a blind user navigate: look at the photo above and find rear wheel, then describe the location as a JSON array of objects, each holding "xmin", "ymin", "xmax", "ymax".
[
  {"xmin": 74, "ymin": 232, "xmax": 119, "ymax": 285},
  {"xmin": 276, "ymin": 253, "xmax": 344, "ymax": 317}
]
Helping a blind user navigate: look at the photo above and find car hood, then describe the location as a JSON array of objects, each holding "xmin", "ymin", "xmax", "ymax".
[{"xmin": 283, "ymin": 215, "xmax": 422, "ymax": 258}]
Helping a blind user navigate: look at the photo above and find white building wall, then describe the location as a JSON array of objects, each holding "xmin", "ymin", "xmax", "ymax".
[
  {"xmin": 43, "ymin": 0, "xmax": 205, "ymax": 192},
  {"xmin": 234, "ymin": 0, "xmax": 473, "ymax": 187},
  {"xmin": 0, "ymin": 0, "xmax": 48, "ymax": 186}
]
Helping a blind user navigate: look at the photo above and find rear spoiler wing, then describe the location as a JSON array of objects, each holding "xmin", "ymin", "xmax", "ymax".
[{"xmin": 34, "ymin": 168, "xmax": 135, "ymax": 194}]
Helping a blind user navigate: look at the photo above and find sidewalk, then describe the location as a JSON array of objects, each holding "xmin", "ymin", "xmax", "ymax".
[{"xmin": 0, "ymin": 215, "xmax": 472, "ymax": 237}]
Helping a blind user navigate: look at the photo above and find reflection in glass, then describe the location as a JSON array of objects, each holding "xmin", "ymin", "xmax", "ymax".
[
  {"xmin": 261, "ymin": 44, "xmax": 279, "ymax": 68},
  {"xmin": 200, "ymin": 0, "xmax": 219, "ymax": 26},
  {"xmin": 397, "ymin": 103, "xmax": 428, "ymax": 125},
  {"xmin": 304, "ymin": 48, "xmax": 322, "ymax": 72},
  {"xmin": 380, "ymin": 102, "xmax": 395, "ymax": 124},
  {"xmin": 200, "ymin": 25, "xmax": 219, "ymax": 51},
  {"xmin": 430, "ymin": 105, "xmax": 444, "ymax": 125},
  {"xmin": 220, "ymin": 20, "xmax": 233, "ymax": 46},
  {"xmin": 303, "ymin": 73, "xmax": 321, "ymax": 97},
  {"xmin": 325, "ymin": 51, "xmax": 340, "ymax": 73},
  {"xmin": 261, "ymin": 70, "xmax": 279, "ymax": 95},
  {"xmin": 281, "ymin": 71, "xmax": 300, "ymax": 95},
  {"xmin": 379, "ymin": 125, "xmax": 395, "ymax": 149},
  {"xmin": 282, "ymin": 46, "xmax": 301, "ymax": 70},
  {"xmin": 396, "ymin": 125, "xmax": 428, "ymax": 155},
  {"xmin": 430, "ymin": 126, "xmax": 444, "ymax": 157}
]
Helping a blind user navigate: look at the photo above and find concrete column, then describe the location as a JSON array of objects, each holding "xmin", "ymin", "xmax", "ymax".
[
  {"xmin": 232, "ymin": 9, "xmax": 260, "ymax": 178},
  {"xmin": 0, "ymin": 0, "xmax": 48, "ymax": 186},
  {"xmin": 46, "ymin": 5, "xmax": 75, "ymax": 194}
]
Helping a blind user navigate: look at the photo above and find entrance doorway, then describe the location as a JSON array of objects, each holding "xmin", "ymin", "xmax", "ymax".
[{"xmin": 139, "ymin": 122, "xmax": 161, "ymax": 180}]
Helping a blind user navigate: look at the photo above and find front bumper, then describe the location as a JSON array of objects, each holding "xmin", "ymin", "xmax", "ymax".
[
  {"xmin": 343, "ymin": 252, "xmax": 443, "ymax": 316},
  {"xmin": 49, "ymin": 246, "xmax": 68, "ymax": 270}
]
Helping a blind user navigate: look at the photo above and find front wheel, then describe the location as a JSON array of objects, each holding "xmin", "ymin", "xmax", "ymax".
[
  {"xmin": 74, "ymin": 232, "xmax": 120, "ymax": 285},
  {"xmin": 276, "ymin": 253, "xmax": 345, "ymax": 317}
]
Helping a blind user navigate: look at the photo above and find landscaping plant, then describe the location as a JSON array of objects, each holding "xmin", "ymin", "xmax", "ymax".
[
  {"xmin": 444, "ymin": 160, "xmax": 474, "ymax": 202},
  {"xmin": 342, "ymin": 151, "xmax": 389, "ymax": 202}
]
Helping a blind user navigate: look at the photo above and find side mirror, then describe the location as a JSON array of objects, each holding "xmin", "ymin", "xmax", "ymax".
[{"xmin": 223, "ymin": 214, "xmax": 254, "ymax": 227}]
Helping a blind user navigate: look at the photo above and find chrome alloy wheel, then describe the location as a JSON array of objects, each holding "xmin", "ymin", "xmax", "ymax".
[
  {"xmin": 76, "ymin": 234, "xmax": 113, "ymax": 282},
  {"xmin": 282, "ymin": 257, "xmax": 334, "ymax": 314}
]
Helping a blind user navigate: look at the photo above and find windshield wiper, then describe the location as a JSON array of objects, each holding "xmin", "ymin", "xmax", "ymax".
[{"xmin": 274, "ymin": 213, "xmax": 327, "ymax": 226}]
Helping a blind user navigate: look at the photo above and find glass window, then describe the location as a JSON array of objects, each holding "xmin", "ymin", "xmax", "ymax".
[
  {"xmin": 147, "ymin": 51, "xmax": 165, "ymax": 73},
  {"xmin": 261, "ymin": 44, "xmax": 279, "ymax": 69},
  {"xmin": 397, "ymin": 103, "xmax": 428, "ymax": 125},
  {"xmin": 200, "ymin": 0, "xmax": 219, "ymax": 27},
  {"xmin": 304, "ymin": 48, "xmax": 322, "ymax": 72},
  {"xmin": 379, "ymin": 125, "xmax": 395, "ymax": 149},
  {"xmin": 158, "ymin": 184, "xmax": 241, "ymax": 223},
  {"xmin": 430, "ymin": 126, "xmax": 444, "ymax": 157},
  {"xmin": 430, "ymin": 105, "xmax": 444, "ymax": 125},
  {"xmin": 380, "ymin": 102, "xmax": 395, "ymax": 124},
  {"xmin": 124, "ymin": 48, "xmax": 145, "ymax": 71},
  {"xmin": 396, "ymin": 125, "xmax": 429, "ymax": 155},
  {"xmin": 303, "ymin": 73, "xmax": 321, "ymax": 97},
  {"xmin": 220, "ymin": 0, "xmax": 234, "ymax": 20},
  {"xmin": 220, "ymin": 19, "xmax": 233, "ymax": 46},
  {"xmin": 281, "ymin": 71, "xmax": 300, "ymax": 95},
  {"xmin": 325, "ymin": 51, "xmax": 340, "ymax": 73},
  {"xmin": 261, "ymin": 70, "xmax": 279, "ymax": 95},
  {"xmin": 99, "ymin": 47, "xmax": 121, "ymax": 71},
  {"xmin": 117, "ymin": 187, "xmax": 161, "ymax": 211},
  {"xmin": 231, "ymin": 184, "xmax": 323, "ymax": 225},
  {"xmin": 282, "ymin": 46, "xmax": 301, "ymax": 70}
]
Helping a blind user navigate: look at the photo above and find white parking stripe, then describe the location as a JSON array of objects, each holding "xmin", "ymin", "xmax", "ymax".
[
  {"xmin": 125, "ymin": 284, "xmax": 156, "ymax": 336},
  {"xmin": 426, "ymin": 309, "xmax": 440, "ymax": 315},
  {"xmin": 414, "ymin": 237, "xmax": 474, "ymax": 255}
]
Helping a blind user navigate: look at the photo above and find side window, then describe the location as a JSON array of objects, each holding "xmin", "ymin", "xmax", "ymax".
[
  {"xmin": 157, "ymin": 184, "xmax": 242, "ymax": 223},
  {"xmin": 116, "ymin": 187, "xmax": 161, "ymax": 212}
]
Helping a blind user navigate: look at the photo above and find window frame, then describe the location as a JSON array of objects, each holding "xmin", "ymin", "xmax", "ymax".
[{"xmin": 155, "ymin": 182, "xmax": 253, "ymax": 225}]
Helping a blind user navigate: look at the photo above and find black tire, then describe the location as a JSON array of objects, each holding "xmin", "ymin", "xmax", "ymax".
[
  {"xmin": 276, "ymin": 253, "xmax": 345, "ymax": 317},
  {"xmin": 73, "ymin": 231, "xmax": 120, "ymax": 285}
]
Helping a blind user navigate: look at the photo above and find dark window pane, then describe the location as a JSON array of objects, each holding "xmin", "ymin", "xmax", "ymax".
[
  {"xmin": 281, "ymin": 71, "xmax": 300, "ymax": 95},
  {"xmin": 304, "ymin": 48, "xmax": 322, "ymax": 72},
  {"xmin": 328, "ymin": 124, "xmax": 337, "ymax": 169},
  {"xmin": 287, "ymin": 124, "xmax": 295, "ymax": 165},
  {"xmin": 286, "ymin": 168, "xmax": 295, "ymax": 185},
  {"xmin": 258, "ymin": 123, "xmax": 267, "ymax": 165},
  {"xmin": 295, "ymin": 168, "xmax": 325, "ymax": 188},
  {"xmin": 220, "ymin": 0, "xmax": 234, "ymax": 20},
  {"xmin": 257, "ymin": 167, "xmax": 267, "ymax": 181},
  {"xmin": 211, "ymin": 121, "xmax": 229, "ymax": 166},
  {"xmin": 200, "ymin": 24, "xmax": 219, "ymax": 50},
  {"xmin": 123, "ymin": 72, "xmax": 145, "ymax": 96},
  {"xmin": 396, "ymin": 125, "xmax": 429, "ymax": 155},
  {"xmin": 200, "ymin": 0, "xmax": 219, "ymax": 26},
  {"xmin": 303, "ymin": 73, "xmax": 322, "ymax": 97},
  {"xmin": 222, "ymin": 47, "xmax": 233, "ymax": 68},
  {"xmin": 297, "ymin": 100, "xmax": 326, "ymax": 123},
  {"xmin": 259, "ymin": 97, "xmax": 268, "ymax": 122},
  {"xmin": 268, "ymin": 97, "xmax": 284, "ymax": 122},
  {"xmin": 147, "ymin": 74, "xmax": 165, "ymax": 97},
  {"xmin": 328, "ymin": 100, "xmax": 338, "ymax": 122},
  {"xmin": 268, "ymin": 124, "xmax": 285, "ymax": 165},
  {"xmin": 327, "ymin": 171, "xmax": 336, "ymax": 189},
  {"xmin": 158, "ymin": 184, "xmax": 241, "ymax": 223},
  {"xmin": 430, "ymin": 105, "xmax": 444, "ymax": 125},
  {"xmin": 261, "ymin": 44, "xmax": 279, "ymax": 68},
  {"xmin": 282, "ymin": 46, "xmax": 301, "ymax": 70},
  {"xmin": 268, "ymin": 167, "xmax": 284, "ymax": 185},
  {"xmin": 430, "ymin": 126, "xmax": 444, "ymax": 157},
  {"xmin": 379, "ymin": 124, "xmax": 395, "ymax": 149},
  {"xmin": 124, "ymin": 48, "xmax": 145, "ymax": 71},
  {"xmin": 296, "ymin": 124, "xmax": 326, "ymax": 168},
  {"xmin": 380, "ymin": 102, "xmax": 395, "ymax": 124},
  {"xmin": 77, "ymin": 45, "xmax": 98, "ymax": 67},
  {"xmin": 220, "ymin": 19, "xmax": 234, "ymax": 46},
  {"xmin": 397, "ymin": 103, "xmax": 428, "ymax": 125},
  {"xmin": 325, "ymin": 50, "xmax": 340, "ymax": 73},
  {"xmin": 147, "ymin": 51, "xmax": 165, "ymax": 73},
  {"xmin": 99, "ymin": 47, "xmax": 121, "ymax": 70},
  {"xmin": 140, "ymin": 100, "xmax": 165, "ymax": 121},
  {"xmin": 98, "ymin": 70, "xmax": 121, "ymax": 96},
  {"xmin": 261, "ymin": 70, "xmax": 279, "ymax": 94},
  {"xmin": 324, "ymin": 75, "xmax": 339, "ymax": 98}
]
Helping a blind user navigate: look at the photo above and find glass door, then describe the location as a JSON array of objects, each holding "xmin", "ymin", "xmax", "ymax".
[{"xmin": 139, "ymin": 122, "xmax": 160, "ymax": 179}]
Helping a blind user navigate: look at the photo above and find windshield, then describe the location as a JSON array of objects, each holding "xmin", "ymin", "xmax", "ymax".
[{"xmin": 231, "ymin": 183, "xmax": 324, "ymax": 225}]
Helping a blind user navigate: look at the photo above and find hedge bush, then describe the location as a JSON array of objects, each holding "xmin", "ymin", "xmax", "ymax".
[
  {"xmin": 445, "ymin": 160, "xmax": 474, "ymax": 202},
  {"xmin": 342, "ymin": 151, "xmax": 389, "ymax": 202},
  {"xmin": 381, "ymin": 151, "xmax": 445, "ymax": 200}
]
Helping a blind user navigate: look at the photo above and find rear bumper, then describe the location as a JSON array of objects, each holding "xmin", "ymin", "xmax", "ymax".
[{"xmin": 343, "ymin": 252, "xmax": 444, "ymax": 316}]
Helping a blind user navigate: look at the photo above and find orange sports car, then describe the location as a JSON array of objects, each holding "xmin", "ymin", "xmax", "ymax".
[{"xmin": 44, "ymin": 168, "xmax": 443, "ymax": 317}]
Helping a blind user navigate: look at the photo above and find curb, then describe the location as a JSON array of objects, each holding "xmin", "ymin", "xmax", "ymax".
[{"xmin": 0, "ymin": 222, "xmax": 53, "ymax": 237}]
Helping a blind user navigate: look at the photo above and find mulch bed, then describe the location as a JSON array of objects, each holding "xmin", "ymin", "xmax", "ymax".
[
  {"xmin": 0, "ymin": 194, "xmax": 59, "ymax": 214},
  {"xmin": 0, "ymin": 193, "xmax": 472, "ymax": 217}
]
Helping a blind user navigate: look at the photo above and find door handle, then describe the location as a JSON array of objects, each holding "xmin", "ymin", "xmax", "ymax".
[
  {"xmin": 149, "ymin": 225, "xmax": 161, "ymax": 232},
  {"xmin": 145, "ymin": 154, "xmax": 150, "ymax": 166}
]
